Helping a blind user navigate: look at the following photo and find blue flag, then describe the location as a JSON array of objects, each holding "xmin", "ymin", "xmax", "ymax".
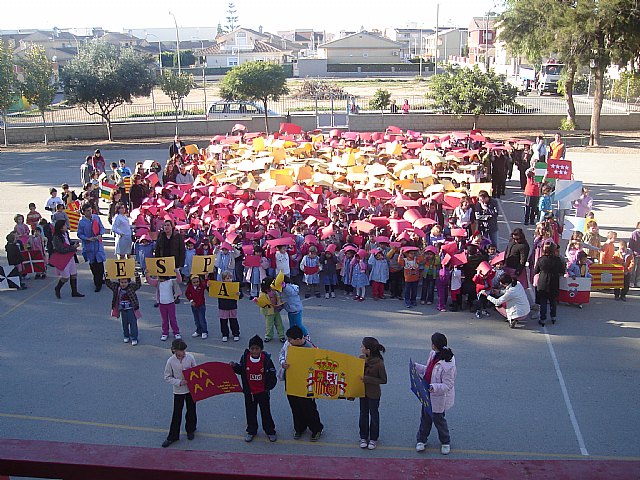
[{"xmin": 409, "ymin": 358, "xmax": 432, "ymax": 417}]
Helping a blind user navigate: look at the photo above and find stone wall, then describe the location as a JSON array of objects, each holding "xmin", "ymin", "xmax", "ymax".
[{"xmin": 2, "ymin": 113, "xmax": 638, "ymax": 144}]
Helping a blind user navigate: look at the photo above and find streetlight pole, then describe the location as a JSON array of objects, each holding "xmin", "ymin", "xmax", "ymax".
[
  {"xmin": 435, "ymin": 3, "xmax": 439, "ymax": 72},
  {"xmin": 169, "ymin": 11, "xmax": 181, "ymax": 74}
]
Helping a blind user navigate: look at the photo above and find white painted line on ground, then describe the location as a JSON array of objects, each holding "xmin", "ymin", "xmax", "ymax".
[
  {"xmin": 542, "ymin": 326, "xmax": 589, "ymax": 456},
  {"xmin": 499, "ymin": 197, "xmax": 588, "ymax": 456}
]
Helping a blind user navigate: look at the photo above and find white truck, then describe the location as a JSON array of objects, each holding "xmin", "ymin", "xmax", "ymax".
[{"xmin": 518, "ymin": 63, "xmax": 564, "ymax": 95}]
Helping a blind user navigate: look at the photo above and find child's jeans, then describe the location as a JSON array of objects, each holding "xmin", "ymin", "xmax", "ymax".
[
  {"xmin": 250, "ymin": 283, "xmax": 260, "ymax": 298},
  {"xmin": 121, "ymin": 309, "xmax": 138, "ymax": 340},
  {"xmin": 420, "ymin": 277, "xmax": 436, "ymax": 303},
  {"xmin": 265, "ymin": 312, "xmax": 285, "ymax": 341},
  {"xmin": 287, "ymin": 310, "xmax": 308, "ymax": 337},
  {"xmin": 404, "ymin": 281, "xmax": 418, "ymax": 307},
  {"xmin": 159, "ymin": 303, "xmax": 179, "ymax": 336},
  {"xmin": 191, "ymin": 305, "xmax": 208, "ymax": 334}
]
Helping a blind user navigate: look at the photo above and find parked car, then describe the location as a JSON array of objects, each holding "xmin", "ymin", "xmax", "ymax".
[{"xmin": 206, "ymin": 100, "xmax": 278, "ymax": 119}]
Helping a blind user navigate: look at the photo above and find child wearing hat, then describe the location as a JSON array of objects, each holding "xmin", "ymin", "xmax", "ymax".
[{"xmin": 230, "ymin": 335, "xmax": 278, "ymax": 443}]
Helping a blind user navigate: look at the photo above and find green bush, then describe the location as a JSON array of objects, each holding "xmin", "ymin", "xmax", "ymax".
[{"xmin": 559, "ymin": 118, "xmax": 576, "ymax": 131}]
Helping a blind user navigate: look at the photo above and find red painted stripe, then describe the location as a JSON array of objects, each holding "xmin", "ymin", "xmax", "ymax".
[{"xmin": 0, "ymin": 439, "xmax": 638, "ymax": 480}]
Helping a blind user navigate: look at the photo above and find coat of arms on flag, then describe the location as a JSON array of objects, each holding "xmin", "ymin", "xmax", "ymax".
[
  {"xmin": 546, "ymin": 160, "xmax": 572, "ymax": 180},
  {"xmin": 0, "ymin": 265, "xmax": 21, "ymax": 291},
  {"xmin": 21, "ymin": 250, "xmax": 46, "ymax": 274},
  {"xmin": 559, "ymin": 277, "xmax": 591, "ymax": 304},
  {"xmin": 285, "ymin": 347, "xmax": 365, "ymax": 399}
]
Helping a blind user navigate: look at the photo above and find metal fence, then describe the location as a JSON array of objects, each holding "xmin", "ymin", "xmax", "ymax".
[{"xmin": 4, "ymin": 94, "xmax": 637, "ymax": 127}]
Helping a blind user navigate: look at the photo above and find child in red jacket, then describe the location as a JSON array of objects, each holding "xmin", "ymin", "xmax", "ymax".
[{"xmin": 185, "ymin": 275, "xmax": 208, "ymax": 339}]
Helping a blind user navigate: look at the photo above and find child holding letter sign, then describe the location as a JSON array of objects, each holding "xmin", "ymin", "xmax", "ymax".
[{"xmin": 105, "ymin": 274, "xmax": 142, "ymax": 346}]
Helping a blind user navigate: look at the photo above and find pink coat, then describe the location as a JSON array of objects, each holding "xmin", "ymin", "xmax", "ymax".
[{"xmin": 415, "ymin": 350, "xmax": 457, "ymax": 413}]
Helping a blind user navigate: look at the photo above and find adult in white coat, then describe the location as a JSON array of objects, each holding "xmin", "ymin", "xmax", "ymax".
[
  {"xmin": 111, "ymin": 203, "xmax": 132, "ymax": 259},
  {"xmin": 482, "ymin": 273, "xmax": 531, "ymax": 328},
  {"xmin": 414, "ymin": 332, "xmax": 457, "ymax": 455}
]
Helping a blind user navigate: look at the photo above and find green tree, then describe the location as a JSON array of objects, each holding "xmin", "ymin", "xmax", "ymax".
[
  {"xmin": 61, "ymin": 41, "xmax": 155, "ymax": 141},
  {"xmin": 499, "ymin": 0, "xmax": 640, "ymax": 146},
  {"xmin": 0, "ymin": 42, "xmax": 17, "ymax": 146},
  {"xmin": 18, "ymin": 45, "xmax": 56, "ymax": 145},
  {"xmin": 159, "ymin": 70, "xmax": 195, "ymax": 135},
  {"xmin": 369, "ymin": 88, "xmax": 391, "ymax": 121},
  {"xmin": 225, "ymin": 2, "xmax": 239, "ymax": 32},
  {"xmin": 219, "ymin": 61, "xmax": 289, "ymax": 133},
  {"xmin": 426, "ymin": 65, "xmax": 517, "ymax": 129}
]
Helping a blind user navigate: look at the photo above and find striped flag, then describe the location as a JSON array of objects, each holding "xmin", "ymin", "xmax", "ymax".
[
  {"xmin": 66, "ymin": 210, "xmax": 81, "ymax": 232},
  {"xmin": 100, "ymin": 182, "xmax": 116, "ymax": 200},
  {"xmin": 534, "ymin": 162, "xmax": 547, "ymax": 182},
  {"xmin": 123, "ymin": 176, "xmax": 132, "ymax": 194},
  {"xmin": 590, "ymin": 264, "xmax": 624, "ymax": 290}
]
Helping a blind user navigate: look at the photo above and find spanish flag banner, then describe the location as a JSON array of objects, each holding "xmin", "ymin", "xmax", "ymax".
[
  {"xmin": 183, "ymin": 362, "xmax": 242, "ymax": 402},
  {"xmin": 285, "ymin": 347, "xmax": 365, "ymax": 399},
  {"xmin": 590, "ymin": 264, "xmax": 624, "ymax": 290}
]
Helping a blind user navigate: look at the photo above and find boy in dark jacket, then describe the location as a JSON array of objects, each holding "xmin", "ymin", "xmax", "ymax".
[
  {"xmin": 5, "ymin": 232, "xmax": 27, "ymax": 289},
  {"xmin": 231, "ymin": 335, "xmax": 278, "ymax": 442},
  {"xmin": 105, "ymin": 276, "xmax": 142, "ymax": 345}
]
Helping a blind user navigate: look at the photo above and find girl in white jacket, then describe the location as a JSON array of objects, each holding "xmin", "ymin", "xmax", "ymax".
[{"xmin": 414, "ymin": 332, "xmax": 457, "ymax": 455}]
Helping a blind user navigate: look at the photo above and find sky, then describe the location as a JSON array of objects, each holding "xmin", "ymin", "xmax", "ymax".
[{"xmin": 1, "ymin": 0, "xmax": 502, "ymax": 36}]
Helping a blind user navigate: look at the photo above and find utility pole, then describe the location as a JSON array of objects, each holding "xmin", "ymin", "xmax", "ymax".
[
  {"xmin": 435, "ymin": 3, "xmax": 439, "ymax": 72},
  {"xmin": 169, "ymin": 11, "xmax": 181, "ymax": 74}
]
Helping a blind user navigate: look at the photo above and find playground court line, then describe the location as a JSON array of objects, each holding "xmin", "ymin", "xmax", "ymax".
[
  {"xmin": 1, "ymin": 412, "xmax": 637, "ymax": 461},
  {"xmin": 498, "ymin": 197, "xmax": 589, "ymax": 456}
]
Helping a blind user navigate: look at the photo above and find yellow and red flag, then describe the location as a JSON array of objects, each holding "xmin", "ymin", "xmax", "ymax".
[
  {"xmin": 285, "ymin": 347, "xmax": 365, "ymax": 399},
  {"xmin": 590, "ymin": 264, "xmax": 624, "ymax": 290}
]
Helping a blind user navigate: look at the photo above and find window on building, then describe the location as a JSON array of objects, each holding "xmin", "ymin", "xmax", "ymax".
[
  {"xmin": 363, "ymin": 52, "xmax": 368, "ymax": 58},
  {"xmin": 235, "ymin": 31, "xmax": 247, "ymax": 46},
  {"xmin": 227, "ymin": 57, "xmax": 239, "ymax": 66}
]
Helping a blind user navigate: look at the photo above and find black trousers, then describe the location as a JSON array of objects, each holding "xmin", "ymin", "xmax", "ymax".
[
  {"xmin": 220, "ymin": 317, "xmax": 240, "ymax": 337},
  {"xmin": 245, "ymin": 391, "xmax": 276, "ymax": 435},
  {"xmin": 89, "ymin": 261, "xmax": 105, "ymax": 288},
  {"xmin": 389, "ymin": 270, "xmax": 404, "ymax": 298},
  {"xmin": 287, "ymin": 394, "xmax": 323, "ymax": 435},
  {"xmin": 168, "ymin": 393, "xmax": 197, "ymax": 441}
]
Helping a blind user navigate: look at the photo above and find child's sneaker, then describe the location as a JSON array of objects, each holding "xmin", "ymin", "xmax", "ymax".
[
  {"xmin": 482, "ymin": 310, "xmax": 490, "ymax": 317},
  {"xmin": 222, "ymin": 336, "xmax": 228, "ymax": 342},
  {"xmin": 131, "ymin": 339, "xmax": 138, "ymax": 346},
  {"xmin": 279, "ymin": 337, "xmax": 286, "ymax": 343},
  {"xmin": 233, "ymin": 336, "xmax": 240, "ymax": 342},
  {"xmin": 315, "ymin": 292, "xmax": 321, "ymax": 298},
  {"xmin": 325, "ymin": 293, "xmax": 330, "ymax": 299},
  {"xmin": 191, "ymin": 332, "xmax": 201, "ymax": 337},
  {"xmin": 360, "ymin": 439, "xmax": 368, "ymax": 448},
  {"xmin": 441, "ymin": 444, "xmax": 450, "ymax": 455},
  {"xmin": 416, "ymin": 442, "xmax": 426, "ymax": 452},
  {"xmin": 264, "ymin": 337, "xmax": 272, "ymax": 342},
  {"xmin": 475, "ymin": 310, "xmax": 482, "ymax": 319},
  {"xmin": 160, "ymin": 335, "xmax": 169, "ymax": 341},
  {"xmin": 174, "ymin": 334, "xmax": 182, "ymax": 340},
  {"xmin": 201, "ymin": 333, "xmax": 208, "ymax": 339},
  {"xmin": 330, "ymin": 292, "xmax": 335, "ymax": 298},
  {"xmin": 368, "ymin": 440, "xmax": 377, "ymax": 450},
  {"xmin": 123, "ymin": 337, "xmax": 130, "ymax": 343}
]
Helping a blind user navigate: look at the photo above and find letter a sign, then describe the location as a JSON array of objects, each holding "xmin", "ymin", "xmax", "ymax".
[
  {"xmin": 208, "ymin": 280, "xmax": 240, "ymax": 300},
  {"xmin": 105, "ymin": 258, "xmax": 135, "ymax": 279}
]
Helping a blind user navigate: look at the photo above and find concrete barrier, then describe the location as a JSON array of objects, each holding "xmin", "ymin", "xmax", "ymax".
[{"xmin": 1, "ymin": 113, "xmax": 638, "ymax": 144}]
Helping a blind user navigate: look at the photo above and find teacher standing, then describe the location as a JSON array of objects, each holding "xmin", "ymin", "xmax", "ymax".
[
  {"xmin": 534, "ymin": 241, "xmax": 566, "ymax": 326},
  {"xmin": 155, "ymin": 219, "xmax": 186, "ymax": 282},
  {"xmin": 52, "ymin": 219, "xmax": 84, "ymax": 299},
  {"xmin": 77, "ymin": 203, "xmax": 107, "ymax": 292}
]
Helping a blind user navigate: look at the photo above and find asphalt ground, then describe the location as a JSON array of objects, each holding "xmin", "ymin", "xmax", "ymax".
[{"xmin": 0, "ymin": 147, "xmax": 638, "ymax": 467}]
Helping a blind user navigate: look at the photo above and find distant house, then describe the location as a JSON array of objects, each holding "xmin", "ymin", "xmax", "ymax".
[
  {"xmin": 467, "ymin": 16, "xmax": 497, "ymax": 67},
  {"xmin": 318, "ymin": 31, "xmax": 403, "ymax": 64},
  {"xmin": 424, "ymin": 28, "xmax": 468, "ymax": 62},
  {"xmin": 200, "ymin": 27, "xmax": 303, "ymax": 67},
  {"xmin": 387, "ymin": 28, "xmax": 435, "ymax": 60},
  {"xmin": 277, "ymin": 29, "xmax": 328, "ymax": 55}
]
